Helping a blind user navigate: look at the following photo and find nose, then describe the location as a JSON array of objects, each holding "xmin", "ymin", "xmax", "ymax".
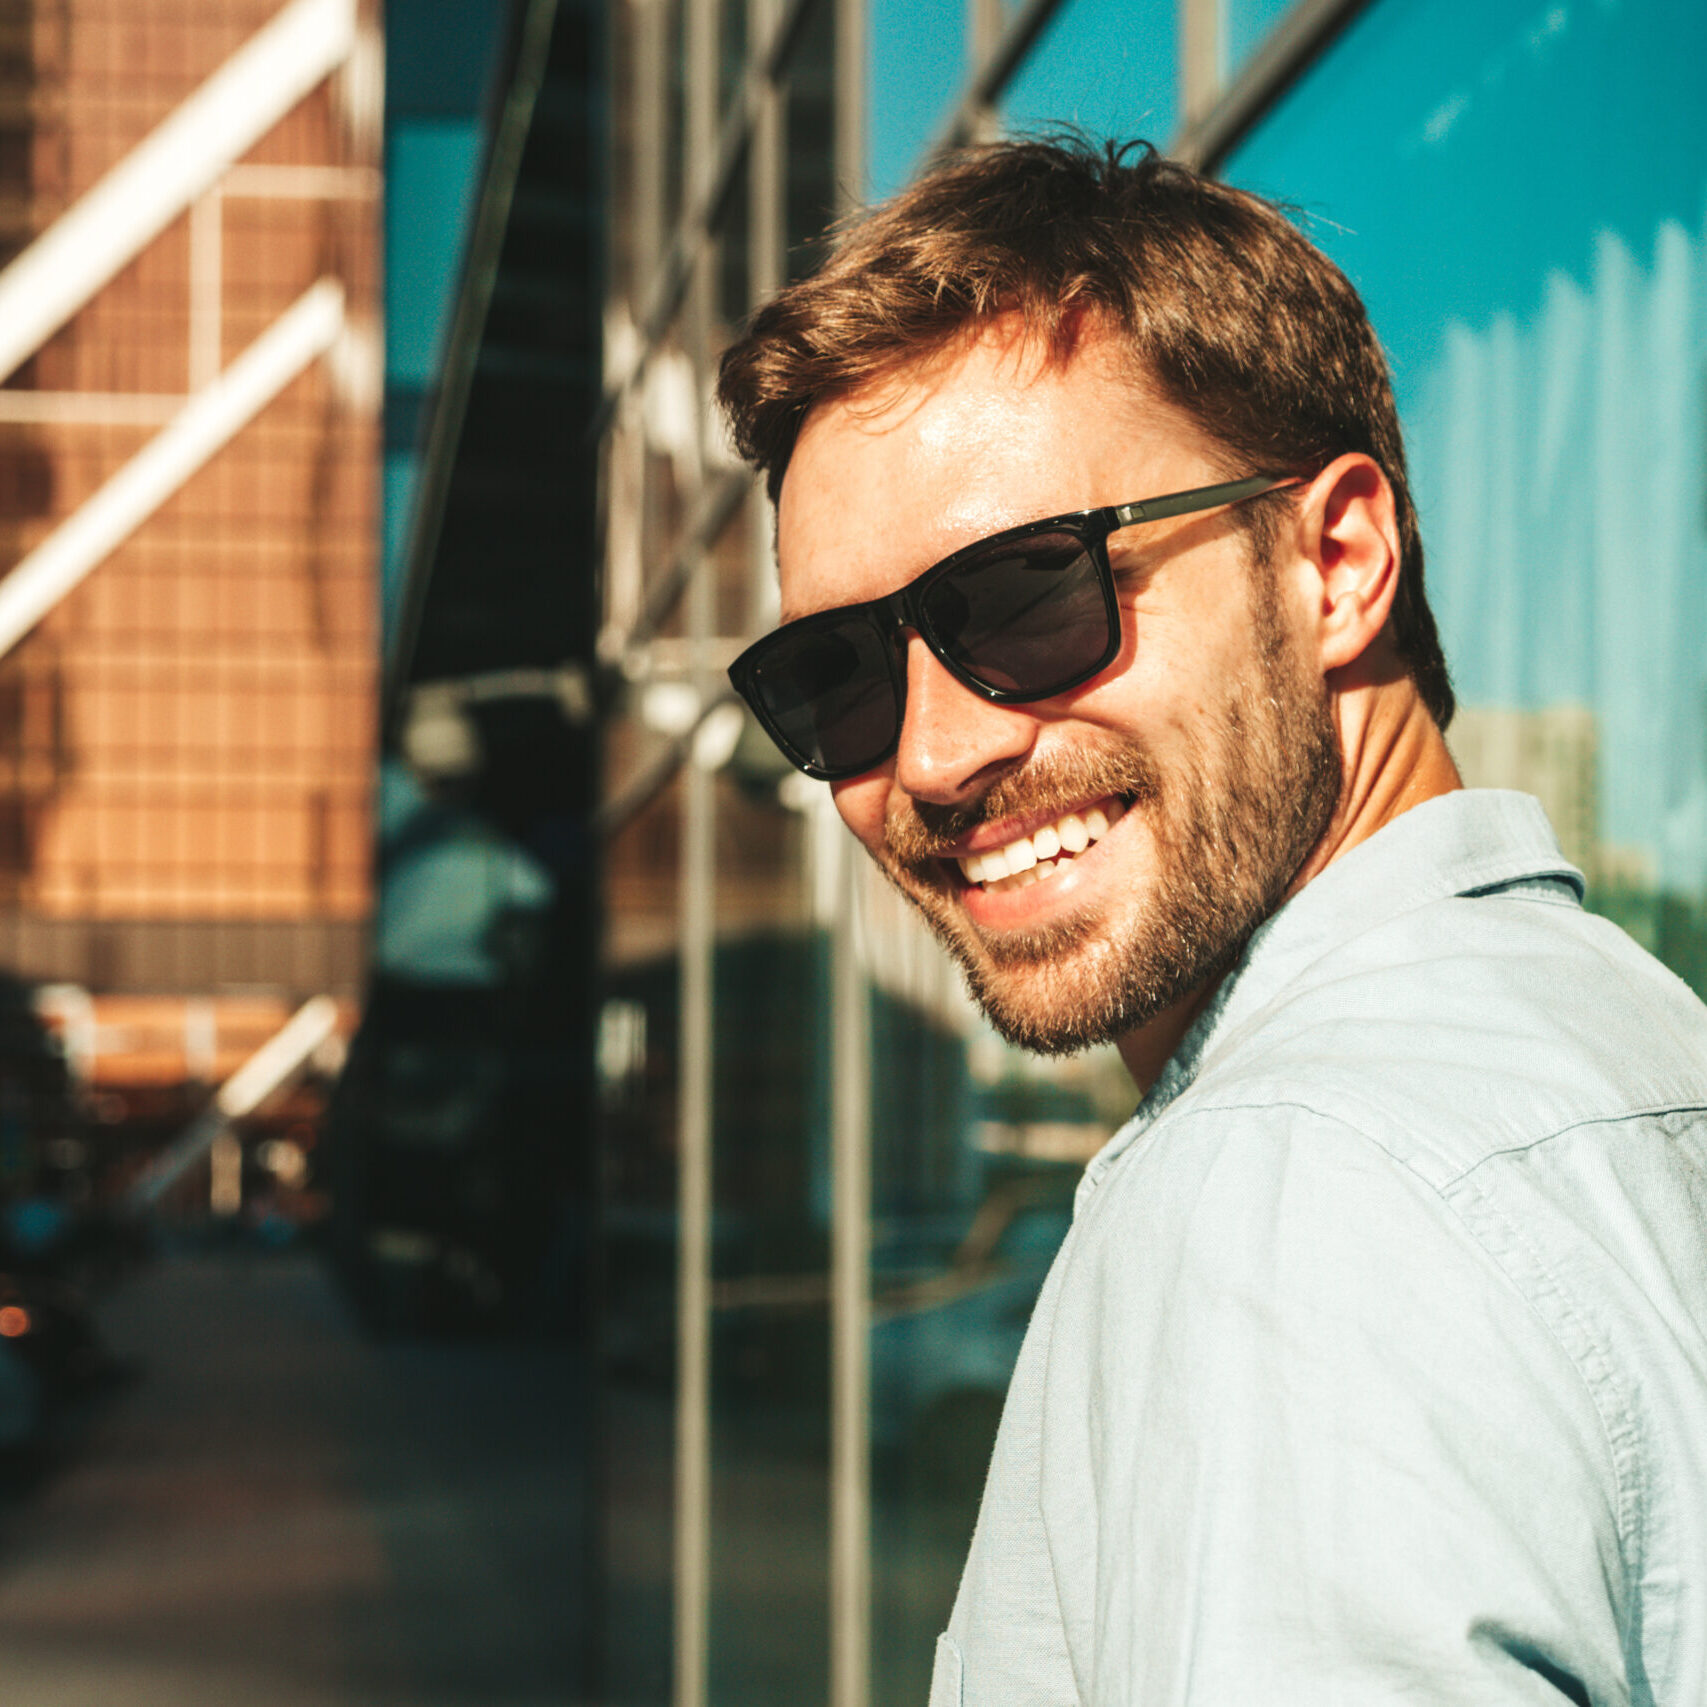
[{"xmin": 892, "ymin": 633, "xmax": 1040, "ymax": 804}]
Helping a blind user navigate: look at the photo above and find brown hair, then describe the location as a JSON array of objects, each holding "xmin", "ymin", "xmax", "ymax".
[{"xmin": 716, "ymin": 137, "xmax": 1454, "ymax": 728}]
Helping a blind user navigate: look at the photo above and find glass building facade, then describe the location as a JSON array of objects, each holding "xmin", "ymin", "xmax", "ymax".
[{"xmin": 594, "ymin": 0, "xmax": 1707, "ymax": 1701}]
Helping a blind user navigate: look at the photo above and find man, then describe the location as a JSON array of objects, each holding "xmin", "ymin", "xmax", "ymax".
[{"xmin": 718, "ymin": 139, "xmax": 1707, "ymax": 1703}]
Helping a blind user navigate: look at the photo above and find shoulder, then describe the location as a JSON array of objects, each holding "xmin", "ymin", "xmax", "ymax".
[
  {"xmin": 1034, "ymin": 889, "xmax": 1707, "ymax": 1693},
  {"xmin": 1038, "ymin": 1099, "xmax": 1645, "ymax": 1703},
  {"xmin": 1056, "ymin": 886, "xmax": 1707, "ymax": 1514},
  {"xmin": 1066, "ymin": 884, "xmax": 1707, "ymax": 1357},
  {"xmin": 1047, "ymin": 1095, "xmax": 1627, "ymax": 1581},
  {"xmin": 1186, "ymin": 882, "xmax": 1707, "ymax": 1186},
  {"xmin": 1057, "ymin": 878, "xmax": 1707, "ymax": 1404}
]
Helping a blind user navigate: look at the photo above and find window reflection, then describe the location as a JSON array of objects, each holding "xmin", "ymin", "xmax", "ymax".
[{"xmin": 1227, "ymin": 0, "xmax": 1707, "ymax": 997}]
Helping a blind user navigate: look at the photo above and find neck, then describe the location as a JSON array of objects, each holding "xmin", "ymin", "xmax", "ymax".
[
  {"xmin": 1116, "ymin": 983, "xmax": 1218, "ymax": 1092},
  {"xmin": 1291, "ymin": 656, "xmax": 1461, "ymax": 895},
  {"xmin": 1116, "ymin": 662, "xmax": 1460, "ymax": 1095}
]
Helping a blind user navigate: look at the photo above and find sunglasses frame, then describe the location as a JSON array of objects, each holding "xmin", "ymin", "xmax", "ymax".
[{"xmin": 729, "ymin": 471, "xmax": 1299, "ymax": 782}]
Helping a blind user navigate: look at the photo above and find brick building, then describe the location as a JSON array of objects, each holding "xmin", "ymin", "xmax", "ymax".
[{"xmin": 0, "ymin": 0, "xmax": 379, "ymax": 1089}]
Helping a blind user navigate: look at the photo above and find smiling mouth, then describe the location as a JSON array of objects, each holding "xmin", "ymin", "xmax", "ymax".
[{"xmin": 955, "ymin": 798, "xmax": 1128, "ymax": 893}]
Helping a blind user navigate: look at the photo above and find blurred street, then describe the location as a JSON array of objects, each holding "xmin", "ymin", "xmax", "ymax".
[{"xmin": 0, "ymin": 1251, "xmax": 586, "ymax": 1707}]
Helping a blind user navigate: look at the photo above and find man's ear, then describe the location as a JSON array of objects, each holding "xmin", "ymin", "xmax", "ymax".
[{"xmin": 1293, "ymin": 453, "xmax": 1402, "ymax": 675}]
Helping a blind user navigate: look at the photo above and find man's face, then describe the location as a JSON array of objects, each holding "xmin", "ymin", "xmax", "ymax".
[{"xmin": 775, "ymin": 325, "xmax": 1341, "ymax": 1055}]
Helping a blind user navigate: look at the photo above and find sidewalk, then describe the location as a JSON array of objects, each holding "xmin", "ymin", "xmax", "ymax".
[{"xmin": 0, "ymin": 1248, "xmax": 587, "ymax": 1707}]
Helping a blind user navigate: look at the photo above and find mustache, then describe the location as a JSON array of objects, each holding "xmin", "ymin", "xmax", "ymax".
[{"xmin": 885, "ymin": 742, "xmax": 1162, "ymax": 872}]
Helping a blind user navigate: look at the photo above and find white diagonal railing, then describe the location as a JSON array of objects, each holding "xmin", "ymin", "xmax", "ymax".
[
  {"xmin": 0, "ymin": 280, "xmax": 346, "ymax": 659},
  {"xmin": 121, "ymin": 996, "xmax": 342, "ymax": 1216},
  {"xmin": 0, "ymin": 0, "xmax": 356, "ymax": 385}
]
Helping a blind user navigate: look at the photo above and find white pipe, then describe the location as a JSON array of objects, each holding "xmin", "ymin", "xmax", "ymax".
[
  {"xmin": 0, "ymin": 280, "xmax": 344, "ymax": 659},
  {"xmin": 216, "ymin": 996, "xmax": 341, "ymax": 1120},
  {"xmin": 0, "ymin": 392, "xmax": 182, "ymax": 426},
  {"xmin": 223, "ymin": 163, "xmax": 381, "ymax": 200},
  {"xmin": 0, "ymin": 0, "xmax": 355, "ymax": 384},
  {"xmin": 188, "ymin": 189, "xmax": 224, "ymax": 392},
  {"xmin": 33, "ymin": 984, "xmax": 97, "ymax": 1083},
  {"xmin": 124, "ymin": 996, "xmax": 341, "ymax": 1214}
]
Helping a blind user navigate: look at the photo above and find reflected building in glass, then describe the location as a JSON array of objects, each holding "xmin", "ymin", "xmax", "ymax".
[
  {"xmin": 0, "ymin": 1, "xmax": 380, "ymax": 1205},
  {"xmin": 593, "ymin": 0, "xmax": 1707, "ymax": 1702}
]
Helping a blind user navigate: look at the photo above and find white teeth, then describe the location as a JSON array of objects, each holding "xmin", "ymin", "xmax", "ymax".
[{"xmin": 957, "ymin": 799, "xmax": 1126, "ymax": 890}]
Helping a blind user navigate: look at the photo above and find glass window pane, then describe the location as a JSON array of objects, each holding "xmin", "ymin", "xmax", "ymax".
[
  {"xmin": 708, "ymin": 774, "xmax": 828, "ymax": 1705},
  {"xmin": 1000, "ymin": 0, "xmax": 1175, "ymax": 146},
  {"xmin": 1227, "ymin": 0, "xmax": 1707, "ymax": 993},
  {"xmin": 599, "ymin": 770, "xmax": 686, "ymax": 1707},
  {"xmin": 785, "ymin": 0, "xmax": 838, "ymax": 268},
  {"xmin": 867, "ymin": 0, "xmax": 966, "ymax": 199},
  {"xmin": 861, "ymin": 861, "xmax": 1133, "ymax": 1703},
  {"xmin": 1224, "ymin": 0, "xmax": 1297, "ymax": 79}
]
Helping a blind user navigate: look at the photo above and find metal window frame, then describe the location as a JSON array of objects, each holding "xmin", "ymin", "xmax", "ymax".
[
  {"xmin": 1173, "ymin": 0, "xmax": 1375, "ymax": 170},
  {"xmin": 600, "ymin": 0, "xmax": 1374, "ymax": 661},
  {"xmin": 0, "ymin": 0, "xmax": 360, "ymax": 660},
  {"xmin": 601, "ymin": 0, "xmax": 1373, "ymax": 459},
  {"xmin": 598, "ymin": 4, "xmax": 1381, "ymax": 1707},
  {"xmin": 0, "ymin": 0, "xmax": 357, "ymax": 386},
  {"xmin": 380, "ymin": 0, "xmax": 563, "ymax": 729},
  {"xmin": 592, "ymin": 0, "xmax": 821, "ymax": 445},
  {"xmin": 0, "ymin": 282, "xmax": 346, "ymax": 662}
]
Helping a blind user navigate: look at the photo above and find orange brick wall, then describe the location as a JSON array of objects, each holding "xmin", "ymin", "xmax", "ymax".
[{"xmin": 0, "ymin": 0, "xmax": 378, "ymax": 988}]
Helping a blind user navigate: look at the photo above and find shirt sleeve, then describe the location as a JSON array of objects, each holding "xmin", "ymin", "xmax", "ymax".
[{"xmin": 1038, "ymin": 1103, "xmax": 1634, "ymax": 1706}]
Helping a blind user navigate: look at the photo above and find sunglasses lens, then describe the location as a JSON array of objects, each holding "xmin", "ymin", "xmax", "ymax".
[
  {"xmin": 922, "ymin": 531, "xmax": 1113, "ymax": 696},
  {"xmin": 737, "ymin": 526, "xmax": 1117, "ymax": 778},
  {"xmin": 750, "ymin": 615, "xmax": 899, "ymax": 777}
]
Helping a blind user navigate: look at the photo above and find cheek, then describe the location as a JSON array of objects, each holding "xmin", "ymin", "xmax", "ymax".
[
  {"xmin": 1095, "ymin": 573, "xmax": 1264, "ymax": 729},
  {"xmin": 831, "ymin": 774, "xmax": 891, "ymax": 853}
]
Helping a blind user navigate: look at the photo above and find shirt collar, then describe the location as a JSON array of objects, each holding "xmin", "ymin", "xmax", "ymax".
[{"xmin": 1078, "ymin": 789, "xmax": 1583, "ymax": 1204}]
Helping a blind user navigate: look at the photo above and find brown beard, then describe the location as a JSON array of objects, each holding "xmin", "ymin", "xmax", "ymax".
[{"xmin": 868, "ymin": 591, "xmax": 1342, "ymax": 1055}]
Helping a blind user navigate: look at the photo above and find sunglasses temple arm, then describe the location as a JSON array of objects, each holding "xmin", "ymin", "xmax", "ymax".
[{"xmin": 1113, "ymin": 474, "xmax": 1299, "ymax": 527}]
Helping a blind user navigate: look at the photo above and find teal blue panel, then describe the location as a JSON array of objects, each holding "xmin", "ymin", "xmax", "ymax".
[
  {"xmin": 386, "ymin": 119, "xmax": 486, "ymax": 386},
  {"xmin": 1226, "ymin": 0, "xmax": 1707, "ymax": 412},
  {"xmin": 1224, "ymin": 0, "xmax": 1296, "ymax": 79},
  {"xmin": 1001, "ymin": 0, "xmax": 1175, "ymax": 148},
  {"xmin": 383, "ymin": 451, "xmax": 421, "ymax": 610},
  {"xmin": 1226, "ymin": 0, "xmax": 1707, "ymax": 948},
  {"xmin": 868, "ymin": 0, "xmax": 966, "ymax": 199}
]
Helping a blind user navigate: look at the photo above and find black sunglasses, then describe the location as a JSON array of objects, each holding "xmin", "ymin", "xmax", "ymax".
[{"xmin": 728, "ymin": 472, "xmax": 1298, "ymax": 781}]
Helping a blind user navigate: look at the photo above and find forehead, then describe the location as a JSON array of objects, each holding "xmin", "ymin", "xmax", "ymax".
[{"xmin": 774, "ymin": 327, "xmax": 1207, "ymax": 621}]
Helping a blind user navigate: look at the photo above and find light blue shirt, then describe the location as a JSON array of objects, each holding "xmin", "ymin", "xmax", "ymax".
[{"xmin": 933, "ymin": 790, "xmax": 1707, "ymax": 1706}]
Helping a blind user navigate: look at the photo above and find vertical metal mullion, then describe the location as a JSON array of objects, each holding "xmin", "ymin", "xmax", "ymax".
[
  {"xmin": 633, "ymin": 0, "xmax": 667, "ymax": 287},
  {"xmin": 747, "ymin": 0, "xmax": 783, "ymax": 304},
  {"xmin": 828, "ymin": 5, "xmax": 871, "ymax": 1705},
  {"xmin": 627, "ymin": 0, "xmax": 669, "ymax": 632},
  {"xmin": 675, "ymin": 681, "xmax": 715, "ymax": 1707},
  {"xmin": 745, "ymin": 0, "xmax": 784, "ymax": 632},
  {"xmin": 1178, "ymin": 0, "xmax": 1222, "ymax": 135},
  {"xmin": 965, "ymin": 0, "xmax": 1003, "ymax": 141},
  {"xmin": 832, "ymin": 0, "xmax": 866, "ymax": 211},
  {"xmin": 674, "ymin": 0, "xmax": 721, "ymax": 1695},
  {"xmin": 829, "ymin": 850, "xmax": 872, "ymax": 1707}
]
